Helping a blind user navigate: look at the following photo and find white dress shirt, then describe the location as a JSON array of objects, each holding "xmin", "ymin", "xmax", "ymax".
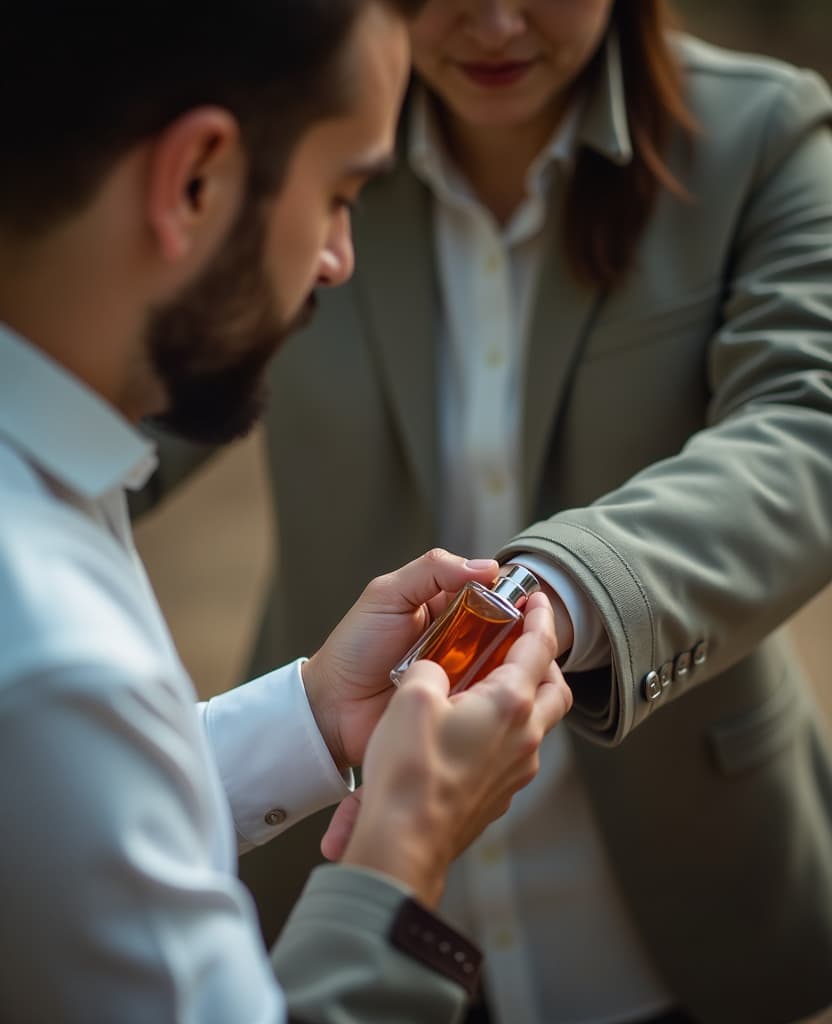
[
  {"xmin": 408, "ymin": 92, "xmax": 674, "ymax": 1023},
  {"xmin": 0, "ymin": 323, "xmax": 352, "ymax": 1022}
]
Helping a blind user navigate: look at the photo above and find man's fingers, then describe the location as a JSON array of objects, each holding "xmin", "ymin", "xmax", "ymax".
[
  {"xmin": 395, "ymin": 657, "xmax": 452, "ymax": 697},
  {"xmin": 321, "ymin": 788, "xmax": 364, "ymax": 861},
  {"xmin": 520, "ymin": 591, "xmax": 558, "ymax": 641},
  {"xmin": 499, "ymin": 592, "xmax": 557, "ymax": 676},
  {"xmin": 533, "ymin": 672, "xmax": 574, "ymax": 732},
  {"xmin": 368, "ymin": 549, "xmax": 499, "ymax": 614},
  {"xmin": 470, "ymin": 592, "xmax": 569, "ymax": 731}
]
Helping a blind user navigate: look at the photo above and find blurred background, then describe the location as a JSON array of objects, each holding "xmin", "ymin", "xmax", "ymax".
[
  {"xmin": 135, "ymin": 7, "xmax": 831, "ymax": 1018},
  {"xmin": 676, "ymin": 0, "xmax": 832, "ymax": 81}
]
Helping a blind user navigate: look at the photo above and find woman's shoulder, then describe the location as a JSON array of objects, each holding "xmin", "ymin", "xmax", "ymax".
[
  {"xmin": 675, "ymin": 33, "xmax": 812, "ymax": 83},
  {"xmin": 673, "ymin": 31, "xmax": 831, "ymax": 110},
  {"xmin": 672, "ymin": 32, "xmax": 832, "ymax": 167}
]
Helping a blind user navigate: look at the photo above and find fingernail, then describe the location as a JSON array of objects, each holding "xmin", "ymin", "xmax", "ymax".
[{"xmin": 465, "ymin": 558, "xmax": 498, "ymax": 570}]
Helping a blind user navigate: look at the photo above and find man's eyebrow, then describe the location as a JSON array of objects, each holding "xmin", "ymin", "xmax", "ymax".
[{"xmin": 342, "ymin": 152, "xmax": 397, "ymax": 179}]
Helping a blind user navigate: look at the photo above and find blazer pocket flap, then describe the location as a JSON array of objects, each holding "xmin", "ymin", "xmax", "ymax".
[{"xmin": 707, "ymin": 679, "xmax": 803, "ymax": 777}]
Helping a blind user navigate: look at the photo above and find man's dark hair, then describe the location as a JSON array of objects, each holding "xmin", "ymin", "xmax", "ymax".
[{"xmin": 0, "ymin": 0, "xmax": 425, "ymax": 236}]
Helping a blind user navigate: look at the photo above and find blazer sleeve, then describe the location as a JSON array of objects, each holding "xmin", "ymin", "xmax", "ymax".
[
  {"xmin": 272, "ymin": 865, "xmax": 480, "ymax": 1024},
  {"xmin": 499, "ymin": 68, "xmax": 832, "ymax": 745}
]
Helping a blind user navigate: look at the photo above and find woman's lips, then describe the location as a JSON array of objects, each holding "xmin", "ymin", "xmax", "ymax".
[{"xmin": 458, "ymin": 60, "xmax": 535, "ymax": 88}]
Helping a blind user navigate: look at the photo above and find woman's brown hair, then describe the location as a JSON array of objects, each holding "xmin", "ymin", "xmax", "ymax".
[{"xmin": 564, "ymin": 0, "xmax": 698, "ymax": 289}]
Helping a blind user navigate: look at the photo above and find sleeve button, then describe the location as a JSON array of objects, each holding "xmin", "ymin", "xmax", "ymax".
[
  {"xmin": 674, "ymin": 651, "xmax": 692, "ymax": 679},
  {"xmin": 264, "ymin": 808, "xmax": 287, "ymax": 827},
  {"xmin": 643, "ymin": 671, "xmax": 662, "ymax": 702}
]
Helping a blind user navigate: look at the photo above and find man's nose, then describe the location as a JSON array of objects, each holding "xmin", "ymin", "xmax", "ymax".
[{"xmin": 317, "ymin": 208, "xmax": 355, "ymax": 288}]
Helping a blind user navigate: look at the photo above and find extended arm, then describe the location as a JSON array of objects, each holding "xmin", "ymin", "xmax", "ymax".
[{"xmin": 501, "ymin": 73, "xmax": 832, "ymax": 744}]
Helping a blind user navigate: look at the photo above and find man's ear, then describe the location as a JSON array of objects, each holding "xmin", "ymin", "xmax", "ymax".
[{"xmin": 145, "ymin": 107, "xmax": 245, "ymax": 265}]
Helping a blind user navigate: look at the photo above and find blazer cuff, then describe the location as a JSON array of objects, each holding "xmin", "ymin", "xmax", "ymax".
[
  {"xmin": 389, "ymin": 896, "xmax": 482, "ymax": 998},
  {"xmin": 273, "ymin": 864, "xmax": 482, "ymax": 1023}
]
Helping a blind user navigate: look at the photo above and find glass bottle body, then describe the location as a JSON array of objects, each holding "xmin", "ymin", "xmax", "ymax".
[{"xmin": 390, "ymin": 567, "xmax": 539, "ymax": 695}]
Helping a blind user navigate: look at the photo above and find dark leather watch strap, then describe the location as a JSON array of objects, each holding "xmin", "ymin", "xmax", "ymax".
[{"xmin": 390, "ymin": 897, "xmax": 482, "ymax": 998}]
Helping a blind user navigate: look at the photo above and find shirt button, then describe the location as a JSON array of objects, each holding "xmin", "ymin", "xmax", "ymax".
[
  {"xmin": 264, "ymin": 808, "xmax": 287, "ymax": 827},
  {"xmin": 485, "ymin": 251, "xmax": 501, "ymax": 273},
  {"xmin": 480, "ymin": 843, "xmax": 504, "ymax": 865},
  {"xmin": 485, "ymin": 347, "xmax": 505, "ymax": 368},
  {"xmin": 493, "ymin": 928, "xmax": 514, "ymax": 949},
  {"xmin": 485, "ymin": 472, "xmax": 506, "ymax": 496}
]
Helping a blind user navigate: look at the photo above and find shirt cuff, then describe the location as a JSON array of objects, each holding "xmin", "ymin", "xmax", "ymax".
[
  {"xmin": 508, "ymin": 554, "xmax": 611, "ymax": 672},
  {"xmin": 199, "ymin": 658, "xmax": 354, "ymax": 850}
]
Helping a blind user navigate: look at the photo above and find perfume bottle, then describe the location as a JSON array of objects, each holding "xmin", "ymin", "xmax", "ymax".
[{"xmin": 390, "ymin": 564, "xmax": 541, "ymax": 696}]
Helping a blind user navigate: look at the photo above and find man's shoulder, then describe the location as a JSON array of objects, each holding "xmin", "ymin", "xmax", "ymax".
[{"xmin": 0, "ymin": 448, "xmax": 166, "ymax": 691}]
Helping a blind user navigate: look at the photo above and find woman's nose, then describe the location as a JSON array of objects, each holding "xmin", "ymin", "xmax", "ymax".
[{"xmin": 464, "ymin": 0, "xmax": 526, "ymax": 51}]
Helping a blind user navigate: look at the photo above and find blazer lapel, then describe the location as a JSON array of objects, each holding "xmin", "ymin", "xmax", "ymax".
[
  {"xmin": 522, "ymin": 30, "xmax": 630, "ymax": 511},
  {"xmin": 352, "ymin": 30, "xmax": 632, "ymax": 523},
  {"xmin": 522, "ymin": 203, "xmax": 606, "ymax": 513},
  {"xmin": 351, "ymin": 162, "xmax": 441, "ymax": 518},
  {"xmin": 353, "ymin": 162, "xmax": 606, "ymax": 524}
]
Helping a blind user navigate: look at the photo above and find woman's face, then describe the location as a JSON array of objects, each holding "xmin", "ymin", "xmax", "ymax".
[{"xmin": 410, "ymin": 0, "xmax": 614, "ymax": 134}]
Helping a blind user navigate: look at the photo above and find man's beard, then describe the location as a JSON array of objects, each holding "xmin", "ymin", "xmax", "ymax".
[{"xmin": 146, "ymin": 194, "xmax": 316, "ymax": 446}]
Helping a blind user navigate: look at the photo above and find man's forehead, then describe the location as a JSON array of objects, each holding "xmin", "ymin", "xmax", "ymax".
[
  {"xmin": 341, "ymin": 2, "xmax": 411, "ymax": 112},
  {"xmin": 340, "ymin": 151, "xmax": 397, "ymax": 180},
  {"xmin": 291, "ymin": 3, "xmax": 408, "ymax": 182}
]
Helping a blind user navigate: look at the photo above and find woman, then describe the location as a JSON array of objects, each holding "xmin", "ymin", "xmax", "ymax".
[{"xmin": 142, "ymin": 2, "xmax": 832, "ymax": 1021}]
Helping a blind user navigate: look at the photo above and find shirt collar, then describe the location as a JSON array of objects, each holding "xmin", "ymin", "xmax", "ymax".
[
  {"xmin": 408, "ymin": 84, "xmax": 581, "ymax": 207},
  {"xmin": 578, "ymin": 28, "xmax": 633, "ymax": 166},
  {"xmin": 408, "ymin": 27, "xmax": 633, "ymax": 196},
  {"xmin": 0, "ymin": 322, "xmax": 158, "ymax": 499},
  {"xmin": 407, "ymin": 86, "xmax": 469, "ymax": 204}
]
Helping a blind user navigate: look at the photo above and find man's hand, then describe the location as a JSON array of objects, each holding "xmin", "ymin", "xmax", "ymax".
[
  {"xmin": 321, "ymin": 592, "xmax": 573, "ymax": 907},
  {"xmin": 301, "ymin": 549, "xmax": 502, "ymax": 772}
]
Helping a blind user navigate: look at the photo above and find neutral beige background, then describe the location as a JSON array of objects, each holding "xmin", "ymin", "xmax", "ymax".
[{"xmin": 136, "ymin": 431, "xmax": 274, "ymax": 698}]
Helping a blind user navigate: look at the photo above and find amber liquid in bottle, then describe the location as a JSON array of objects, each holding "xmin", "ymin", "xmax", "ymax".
[{"xmin": 390, "ymin": 566, "xmax": 540, "ymax": 696}]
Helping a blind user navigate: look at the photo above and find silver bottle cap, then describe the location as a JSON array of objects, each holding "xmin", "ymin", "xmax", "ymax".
[{"xmin": 492, "ymin": 564, "xmax": 540, "ymax": 607}]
